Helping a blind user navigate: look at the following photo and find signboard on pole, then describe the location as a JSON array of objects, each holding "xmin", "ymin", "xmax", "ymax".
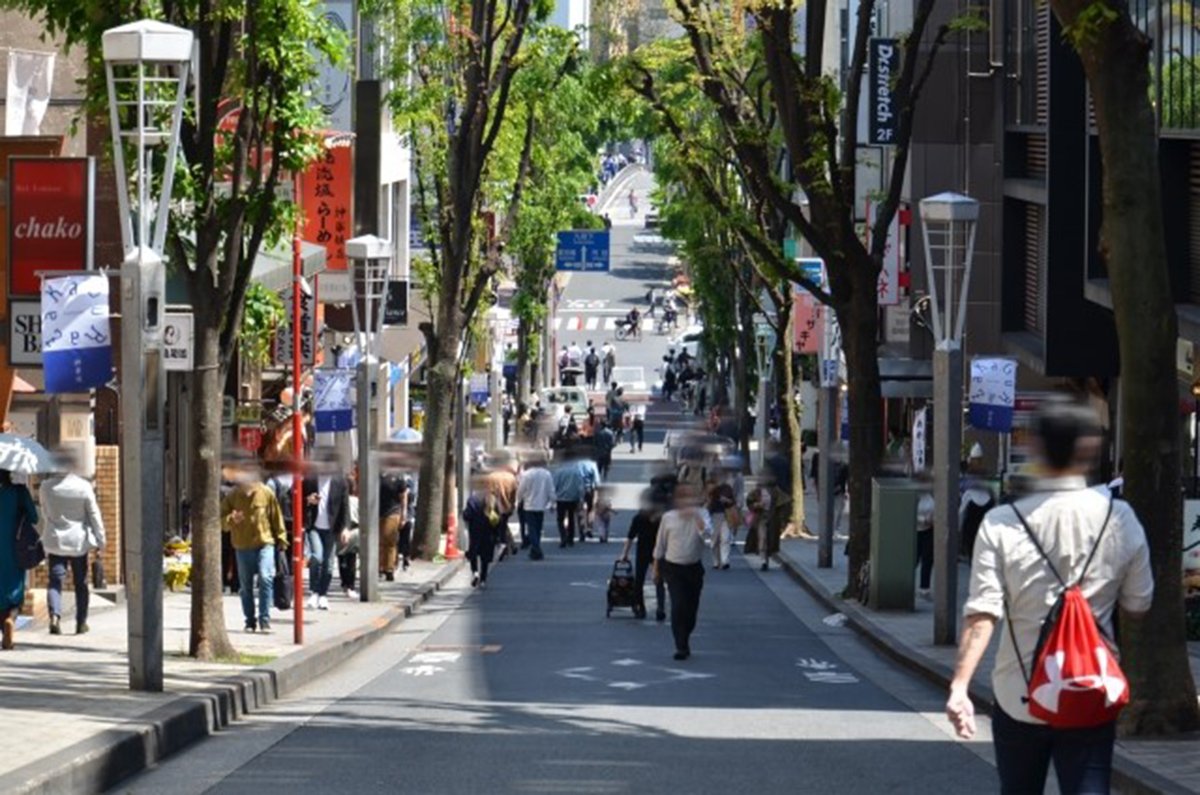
[
  {"xmin": 41, "ymin": 273, "xmax": 111, "ymax": 393},
  {"xmin": 912, "ymin": 407, "xmax": 927, "ymax": 472},
  {"xmin": 301, "ymin": 143, "xmax": 352, "ymax": 272},
  {"xmin": 794, "ymin": 257, "xmax": 826, "ymax": 355},
  {"xmin": 555, "ymin": 230, "xmax": 610, "ymax": 272},
  {"xmin": 8, "ymin": 156, "xmax": 94, "ymax": 297},
  {"xmin": 968, "ymin": 357, "xmax": 1017, "ymax": 433},
  {"xmin": 317, "ymin": 270, "xmax": 352, "ymax": 304},
  {"xmin": 314, "ymin": 367, "xmax": 355, "ymax": 432},
  {"xmin": 163, "ymin": 311, "xmax": 194, "ymax": 371},
  {"xmin": 8, "ymin": 298, "xmax": 41, "ymax": 365},
  {"xmin": 868, "ymin": 39, "xmax": 899, "ymax": 145},
  {"xmin": 275, "ymin": 278, "xmax": 316, "ymax": 367},
  {"xmin": 383, "ymin": 279, "xmax": 409, "ymax": 326}
]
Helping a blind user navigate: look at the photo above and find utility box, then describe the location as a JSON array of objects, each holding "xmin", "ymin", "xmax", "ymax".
[{"xmin": 869, "ymin": 477, "xmax": 922, "ymax": 611}]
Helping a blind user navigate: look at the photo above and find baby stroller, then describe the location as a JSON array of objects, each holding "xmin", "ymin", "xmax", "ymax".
[{"xmin": 606, "ymin": 559, "xmax": 638, "ymax": 618}]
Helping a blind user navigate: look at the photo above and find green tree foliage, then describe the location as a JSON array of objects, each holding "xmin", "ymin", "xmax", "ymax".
[{"xmin": 1, "ymin": 0, "xmax": 346, "ymax": 658}]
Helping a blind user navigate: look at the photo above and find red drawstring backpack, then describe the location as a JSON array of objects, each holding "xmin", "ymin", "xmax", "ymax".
[{"xmin": 1005, "ymin": 501, "xmax": 1129, "ymax": 728}]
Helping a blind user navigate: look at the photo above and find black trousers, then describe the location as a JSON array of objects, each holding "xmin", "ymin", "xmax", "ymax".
[
  {"xmin": 662, "ymin": 561, "xmax": 704, "ymax": 653},
  {"xmin": 339, "ymin": 551, "xmax": 357, "ymax": 590},
  {"xmin": 557, "ymin": 500, "xmax": 579, "ymax": 546},
  {"xmin": 916, "ymin": 529, "xmax": 933, "ymax": 590},
  {"xmin": 992, "ymin": 705, "xmax": 1115, "ymax": 795}
]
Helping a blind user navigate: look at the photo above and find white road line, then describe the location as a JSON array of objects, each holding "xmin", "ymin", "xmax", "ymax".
[{"xmin": 585, "ymin": 316, "xmax": 600, "ymax": 331}]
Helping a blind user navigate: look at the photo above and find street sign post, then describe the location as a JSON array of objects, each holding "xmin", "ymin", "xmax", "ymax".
[{"xmin": 555, "ymin": 230, "xmax": 610, "ymax": 272}]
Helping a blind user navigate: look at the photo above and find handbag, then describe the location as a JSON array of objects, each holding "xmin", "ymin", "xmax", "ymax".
[
  {"xmin": 92, "ymin": 557, "xmax": 107, "ymax": 590},
  {"xmin": 273, "ymin": 548, "xmax": 293, "ymax": 611},
  {"xmin": 13, "ymin": 488, "xmax": 43, "ymax": 571}
]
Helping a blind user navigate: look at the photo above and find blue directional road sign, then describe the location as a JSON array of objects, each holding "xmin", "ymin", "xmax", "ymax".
[{"xmin": 555, "ymin": 230, "xmax": 611, "ymax": 272}]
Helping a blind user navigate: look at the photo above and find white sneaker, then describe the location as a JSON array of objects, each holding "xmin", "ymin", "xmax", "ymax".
[
  {"xmin": 344, "ymin": 588, "xmax": 359, "ymax": 600},
  {"xmin": 918, "ymin": 588, "xmax": 932, "ymax": 601},
  {"xmin": 317, "ymin": 596, "xmax": 330, "ymax": 610},
  {"xmin": 305, "ymin": 594, "xmax": 318, "ymax": 609}
]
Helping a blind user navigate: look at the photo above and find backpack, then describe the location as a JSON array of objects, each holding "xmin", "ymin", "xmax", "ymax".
[{"xmin": 1005, "ymin": 500, "xmax": 1129, "ymax": 729}]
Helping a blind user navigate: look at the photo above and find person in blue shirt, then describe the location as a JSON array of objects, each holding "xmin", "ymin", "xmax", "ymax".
[
  {"xmin": 575, "ymin": 454, "xmax": 601, "ymax": 542},
  {"xmin": 552, "ymin": 453, "xmax": 585, "ymax": 548}
]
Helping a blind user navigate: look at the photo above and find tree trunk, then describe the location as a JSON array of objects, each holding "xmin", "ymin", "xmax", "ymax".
[
  {"xmin": 839, "ymin": 273, "xmax": 883, "ymax": 598},
  {"xmin": 736, "ymin": 297, "xmax": 757, "ymax": 465},
  {"xmin": 413, "ymin": 329, "xmax": 460, "ymax": 559},
  {"xmin": 1058, "ymin": 3, "xmax": 1200, "ymax": 734},
  {"xmin": 777, "ymin": 316, "xmax": 808, "ymax": 537},
  {"xmin": 517, "ymin": 315, "xmax": 532, "ymax": 408},
  {"xmin": 188, "ymin": 315, "xmax": 237, "ymax": 660}
]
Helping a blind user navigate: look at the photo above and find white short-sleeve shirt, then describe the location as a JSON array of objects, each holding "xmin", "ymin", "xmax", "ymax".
[{"xmin": 964, "ymin": 476, "xmax": 1154, "ymax": 723}]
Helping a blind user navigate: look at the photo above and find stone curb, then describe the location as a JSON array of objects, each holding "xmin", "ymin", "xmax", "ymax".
[
  {"xmin": 0, "ymin": 559, "xmax": 464, "ymax": 795},
  {"xmin": 774, "ymin": 548, "xmax": 1190, "ymax": 795}
]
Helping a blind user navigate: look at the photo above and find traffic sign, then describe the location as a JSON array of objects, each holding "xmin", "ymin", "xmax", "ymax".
[{"xmin": 555, "ymin": 230, "xmax": 610, "ymax": 272}]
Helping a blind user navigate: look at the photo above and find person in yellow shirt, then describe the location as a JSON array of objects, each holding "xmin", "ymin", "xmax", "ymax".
[{"xmin": 222, "ymin": 462, "xmax": 288, "ymax": 633}]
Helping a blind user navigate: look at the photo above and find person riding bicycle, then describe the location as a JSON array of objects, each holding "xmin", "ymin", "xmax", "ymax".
[{"xmin": 625, "ymin": 306, "xmax": 641, "ymax": 339}]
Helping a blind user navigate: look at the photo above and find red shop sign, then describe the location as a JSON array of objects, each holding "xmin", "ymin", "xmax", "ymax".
[
  {"xmin": 8, "ymin": 157, "xmax": 93, "ymax": 297},
  {"xmin": 301, "ymin": 142, "xmax": 353, "ymax": 272}
]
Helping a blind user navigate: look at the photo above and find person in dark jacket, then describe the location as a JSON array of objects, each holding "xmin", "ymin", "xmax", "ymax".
[
  {"xmin": 463, "ymin": 481, "xmax": 503, "ymax": 588},
  {"xmin": 302, "ymin": 451, "xmax": 350, "ymax": 611},
  {"xmin": 620, "ymin": 490, "xmax": 667, "ymax": 621}
]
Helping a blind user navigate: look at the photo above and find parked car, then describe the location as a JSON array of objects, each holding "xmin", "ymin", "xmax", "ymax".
[{"xmin": 538, "ymin": 386, "xmax": 591, "ymax": 418}]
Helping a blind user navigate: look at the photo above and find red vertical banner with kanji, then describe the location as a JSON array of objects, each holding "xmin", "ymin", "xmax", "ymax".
[{"xmin": 302, "ymin": 142, "xmax": 353, "ymax": 271}]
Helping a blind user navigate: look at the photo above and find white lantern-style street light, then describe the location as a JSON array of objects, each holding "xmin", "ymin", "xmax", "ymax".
[
  {"xmin": 103, "ymin": 19, "xmax": 193, "ymax": 693},
  {"xmin": 918, "ymin": 192, "xmax": 980, "ymax": 646},
  {"xmin": 347, "ymin": 234, "xmax": 392, "ymax": 604}
]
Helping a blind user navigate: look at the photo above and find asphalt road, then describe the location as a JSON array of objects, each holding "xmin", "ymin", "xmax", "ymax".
[{"xmin": 114, "ymin": 178, "xmax": 1000, "ymax": 795}]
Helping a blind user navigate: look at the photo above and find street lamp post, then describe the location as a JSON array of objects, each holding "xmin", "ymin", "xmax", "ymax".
[
  {"xmin": 752, "ymin": 315, "xmax": 773, "ymax": 473},
  {"xmin": 918, "ymin": 192, "xmax": 980, "ymax": 646},
  {"xmin": 103, "ymin": 19, "xmax": 193, "ymax": 692},
  {"xmin": 347, "ymin": 235, "xmax": 392, "ymax": 603}
]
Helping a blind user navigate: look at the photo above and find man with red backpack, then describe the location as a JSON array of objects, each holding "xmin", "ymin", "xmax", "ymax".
[{"xmin": 946, "ymin": 395, "xmax": 1153, "ymax": 794}]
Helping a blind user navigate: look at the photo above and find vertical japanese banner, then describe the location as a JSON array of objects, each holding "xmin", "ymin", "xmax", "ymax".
[
  {"xmin": 792, "ymin": 257, "xmax": 825, "ymax": 354},
  {"xmin": 968, "ymin": 358, "xmax": 1017, "ymax": 433},
  {"xmin": 314, "ymin": 368, "xmax": 355, "ymax": 432},
  {"xmin": 41, "ymin": 273, "xmax": 111, "ymax": 393},
  {"xmin": 302, "ymin": 143, "xmax": 352, "ymax": 271}
]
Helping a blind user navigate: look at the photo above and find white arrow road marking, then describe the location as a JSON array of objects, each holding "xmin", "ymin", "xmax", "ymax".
[
  {"xmin": 804, "ymin": 671, "xmax": 859, "ymax": 684},
  {"xmin": 822, "ymin": 613, "xmax": 849, "ymax": 628},
  {"xmin": 559, "ymin": 666, "xmax": 599, "ymax": 682},
  {"xmin": 401, "ymin": 665, "xmax": 445, "ymax": 677},
  {"xmin": 569, "ymin": 581, "xmax": 602, "ymax": 589},
  {"xmin": 611, "ymin": 658, "xmax": 643, "ymax": 667},
  {"xmin": 661, "ymin": 668, "xmax": 716, "ymax": 682},
  {"xmin": 795, "ymin": 658, "xmax": 838, "ymax": 671},
  {"xmin": 410, "ymin": 652, "xmax": 462, "ymax": 664},
  {"xmin": 608, "ymin": 681, "xmax": 648, "ymax": 691}
]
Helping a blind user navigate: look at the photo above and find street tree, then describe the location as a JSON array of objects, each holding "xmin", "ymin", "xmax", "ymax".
[
  {"xmin": 639, "ymin": 0, "xmax": 950, "ymax": 593},
  {"xmin": 372, "ymin": 0, "xmax": 547, "ymax": 557},
  {"xmin": 4, "ymin": 0, "xmax": 345, "ymax": 658},
  {"xmin": 1046, "ymin": 0, "xmax": 1200, "ymax": 734}
]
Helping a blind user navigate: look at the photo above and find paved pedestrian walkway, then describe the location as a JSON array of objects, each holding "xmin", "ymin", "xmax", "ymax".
[
  {"xmin": 0, "ymin": 558, "xmax": 460, "ymax": 794},
  {"xmin": 777, "ymin": 495, "xmax": 1200, "ymax": 795}
]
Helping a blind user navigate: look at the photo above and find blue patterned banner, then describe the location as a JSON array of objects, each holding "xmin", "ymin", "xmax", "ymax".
[{"xmin": 41, "ymin": 274, "xmax": 111, "ymax": 393}]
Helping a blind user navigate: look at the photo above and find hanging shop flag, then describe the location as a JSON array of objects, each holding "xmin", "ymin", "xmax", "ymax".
[
  {"xmin": 41, "ymin": 273, "xmax": 111, "ymax": 393},
  {"xmin": 314, "ymin": 367, "xmax": 355, "ymax": 432},
  {"xmin": 968, "ymin": 357, "xmax": 1017, "ymax": 433},
  {"xmin": 302, "ymin": 142, "xmax": 353, "ymax": 272},
  {"xmin": 5, "ymin": 49, "xmax": 55, "ymax": 136}
]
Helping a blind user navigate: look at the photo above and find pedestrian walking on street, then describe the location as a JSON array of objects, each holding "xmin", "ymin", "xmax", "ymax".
[
  {"xmin": 577, "ymin": 453, "xmax": 601, "ymax": 541},
  {"xmin": 706, "ymin": 477, "xmax": 737, "ymax": 570},
  {"xmin": 338, "ymin": 486, "xmax": 360, "ymax": 600},
  {"xmin": 601, "ymin": 342, "xmax": 616, "ymax": 385},
  {"xmin": 584, "ymin": 344, "xmax": 600, "ymax": 391},
  {"xmin": 552, "ymin": 452, "xmax": 585, "ymax": 548},
  {"xmin": 463, "ymin": 482, "xmax": 503, "ymax": 588},
  {"xmin": 222, "ymin": 461, "xmax": 289, "ymax": 633},
  {"xmin": 621, "ymin": 490, "xmax": 667, "ymax": 621},
  {"xmin": 482, "ymin": 457, "xmax": 519, "ymax": 557},
  {"xmin": 747, "ymin": 480, "xmax": 773, "ymax": 571},
  {"xmin": 594, "ymin": 421, "xmax": 616, "ymax": 480},
  {"xmin": 947, "ymin": 396, "xmax": 1153, "ymax": 794},
  {"xmin": 379, "ymin": 470, "xmax": 410, "ymax": 580},
  {"xmin": 631, "ymin": 406, "xmax": 645, "ymax": 452},
  {"xmin": 516, "ymin": 455, "xmax": 556, "ymax": 560},
  {"xmin": 915, "ymin": 486, "xmax": 934, "ymax": 599},
  {"xmin": 0, "ymin": 470, "xmax": 37, "ymax": 649},
  {"xmin": 39, "ymin": 452, "xmax": 105, "ymax": 636},
  {"xmin": 654, "ymin": 483, "xmax": 710, "ymax": 660},
  {"xmin": 303, "ymin": 451, "xmax": 350, "ymax": 611}
]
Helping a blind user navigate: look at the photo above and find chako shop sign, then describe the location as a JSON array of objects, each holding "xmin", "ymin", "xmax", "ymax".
[
  {"xmin": 9, "ymin": 157, "xmax": 94, "ymax": 296},
  {"xmin": 303, "ymin": 143, "xmax": 352, "ymax": 272},
  {"xmin": 868, "ymin": 39, "xmax": 899, "ymax": 146}
]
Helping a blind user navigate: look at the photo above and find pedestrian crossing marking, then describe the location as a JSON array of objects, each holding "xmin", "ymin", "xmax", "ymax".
[{"xmin": 551, "ymin": 316, "xmax": 620, "ymax": 331}]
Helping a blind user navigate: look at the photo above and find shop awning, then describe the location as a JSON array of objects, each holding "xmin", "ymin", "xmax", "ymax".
[{"xmin": 166, "ymin": 240, "xmax": 327, "ymax": 303}]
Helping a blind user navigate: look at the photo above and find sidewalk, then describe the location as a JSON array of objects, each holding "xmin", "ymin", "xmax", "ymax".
[
  {"xmin": 0, "ymin": 558, "xmax": 462, "ymax": 795},
  {"xmin": 775, "ymin": 502, "xmax": 1200, "ymax": 795}
]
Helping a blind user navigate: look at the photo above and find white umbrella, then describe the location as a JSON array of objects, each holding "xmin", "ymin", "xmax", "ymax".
[
  {"xmin": 390, "ymin": 427, "xmax": 423, "ymax": 443},
  {"xmin": 0, "ymin": 434, "xmax": 58, "ymax": 474}
]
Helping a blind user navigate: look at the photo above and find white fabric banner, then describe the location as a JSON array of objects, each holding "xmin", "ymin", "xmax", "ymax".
[{"xmin": 6, "ymin": 49, "xmax": 55, "ymax": 136}]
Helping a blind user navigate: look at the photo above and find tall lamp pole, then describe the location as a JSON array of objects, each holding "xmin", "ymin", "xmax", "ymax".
[
  {"xmin": 103, "ymin": 20, "xmax": 193, "ymax": 692},
  {"xmin": 347, "ymin": 235, "xmax": 392, "ymax": 603},
  {"xmin": 918, "ymin": 192, "xmax": 980, "ymax": 646}
]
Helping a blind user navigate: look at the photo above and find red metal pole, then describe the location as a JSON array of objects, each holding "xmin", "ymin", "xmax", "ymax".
[{"xmin": 292, "ymin": 170, "xmax": 305, "ymax": 645}]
